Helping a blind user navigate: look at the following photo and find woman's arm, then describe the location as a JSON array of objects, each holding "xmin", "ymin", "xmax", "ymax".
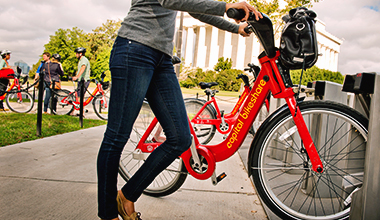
[
  {"xmin": 189, "ymin": 13, "xmax": 252, "ymax": 37},
  {"xmin": 158, "ymin": 0, "xmax": 261, "ymax": 22}
]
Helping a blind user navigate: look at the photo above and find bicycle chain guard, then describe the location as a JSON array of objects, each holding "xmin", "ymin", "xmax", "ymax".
[{"xmin": 181, "ymin": 146, "xmax": 215, "ymax": 180}]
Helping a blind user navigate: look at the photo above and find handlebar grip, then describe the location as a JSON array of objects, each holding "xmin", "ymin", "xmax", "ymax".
[
  {"xmin": 226, "ymin": 8, "xmax": 246, "ymax": 20},
  {"xmin": 244, "ymin": 25, "xmax": 252, "ymax": 34}
]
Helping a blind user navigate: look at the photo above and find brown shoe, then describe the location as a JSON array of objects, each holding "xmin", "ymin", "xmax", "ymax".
[{"xmin": 116, "ymin": 192, "xmax": 142, "ymax": 220}]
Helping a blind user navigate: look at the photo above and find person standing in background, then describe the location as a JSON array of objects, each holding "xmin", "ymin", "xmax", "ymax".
[
  {"xmin": 71, "ymin": 47, "xmax": 91, "ymax": 116},
  {"xmin": 0, "ymin": 50, "xmax": 12, "ymax": 111}
]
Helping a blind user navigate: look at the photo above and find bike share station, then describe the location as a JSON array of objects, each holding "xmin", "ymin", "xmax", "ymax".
[{"xmin": 256, "ymin": 72, "xmax": 379, "ymax": 219}]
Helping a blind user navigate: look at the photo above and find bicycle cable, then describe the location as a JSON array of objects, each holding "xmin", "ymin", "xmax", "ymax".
[{"xmin": 294, "ymin": 54, "xmax": 307, "ymax": 117}]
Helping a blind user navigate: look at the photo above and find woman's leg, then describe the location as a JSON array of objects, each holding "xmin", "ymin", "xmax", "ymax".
[
  {"xmin": 97, "ymin": 37, "xmax": 162, "ymax": 219},
  {"xmin": 120, "ymin": 54, "xmax": 192, "ymax": 203}
]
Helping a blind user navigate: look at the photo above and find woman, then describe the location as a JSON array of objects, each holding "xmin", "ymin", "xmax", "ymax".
[
  {"xmin": 41, "ymin": 53, "xmax": 63, "ymax": 114},
  {"xmin": 0, "ymin": 50, "xmax": 12, "ymax": 110},
  {"xmin": 97, "ymin": 1, "xmax": 262, "ymax": 220}
]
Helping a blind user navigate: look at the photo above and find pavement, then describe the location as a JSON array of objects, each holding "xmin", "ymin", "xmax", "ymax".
[{"xmin": 0, "ymin": 92, "xmax": 271, "ymax": 220}]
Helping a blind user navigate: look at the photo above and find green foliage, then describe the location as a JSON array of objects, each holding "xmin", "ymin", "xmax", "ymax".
[
  {"xmin": 0, "ymin": 113, "xmax": 106, "ymax": 147},
  {"xmin": 91, "ymin": 47, "xmax": 112, "ymax": 81},
  {"xmin": 290, "ymin": 66, "xmax": 344, "ymax": 86},
  {"xmin": 214, "ymin": 57, "xmax": 232, "ymax": 72},
  {"xmin": 31, "ymin": 20, "xmax": 121, "ymax": 81},
  {"xmin": 180, "ymin": 59, "xmax": 245, "ymax": 92},
  {"xmin": 215, "ymin": 69, "xmax": 244, "ymax": 92},
  {"xmin": 179, "ymin": 67, "xmax": 244, "ymax": 92}
]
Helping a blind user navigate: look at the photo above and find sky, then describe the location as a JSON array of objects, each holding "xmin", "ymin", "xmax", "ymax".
[{"xmin": 0, "ymin": 0, "xmax": 379, "ymax": 75}]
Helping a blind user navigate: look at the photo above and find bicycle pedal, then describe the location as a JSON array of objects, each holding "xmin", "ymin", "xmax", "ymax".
[
  {"xmin": 216, "ymin": 172, "xmax": 227, "ymax": 183},
  {"xmin": 212, "ymin": 172, "xmax": 227, "ymax": 185}
]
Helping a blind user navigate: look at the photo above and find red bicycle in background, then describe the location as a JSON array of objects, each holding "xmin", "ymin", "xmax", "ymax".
[
  {"xmin": 0, "ymin": 68, "xmax": 34, "ymax": 113},
  {"xmin": 50, "ymin": 72, "xmax": 110, "ymax": 120},
  {"xmin": 118, "ymin": 8, "xmax": 368, "ymax": 220},
  {"xmin": 184, "ymin": 70, "xmax": 270, "ymax": 144}
]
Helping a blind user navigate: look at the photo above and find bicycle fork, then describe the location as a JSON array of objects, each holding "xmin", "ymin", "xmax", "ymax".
[{"xmin": 285, "ymin": 95, "xmax": 324, "ymax": 173}]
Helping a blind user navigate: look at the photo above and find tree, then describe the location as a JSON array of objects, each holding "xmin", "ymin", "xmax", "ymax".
[
  {"xmin": 214, "ymin": 57, "xmax": 232, "ymax": 72},
  {"xmin": 30, "ymin": 27, "xmax": 90, "ymax": 79},
  {"xmin": 290, "ymin": 66, "xmax": 344, "ymax": 86},
  {"xmin": 91, "ymin": 47, "xmax": 112, "ymax": 81},
  {"xmin": 31, "ymin": 20, "xmax": 121, "ymax": 80}
]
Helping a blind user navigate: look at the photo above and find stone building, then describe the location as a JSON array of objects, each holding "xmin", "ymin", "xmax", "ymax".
[{"xmin": 175, "ymin": 13, "xmax": 342, "ymax": 72}]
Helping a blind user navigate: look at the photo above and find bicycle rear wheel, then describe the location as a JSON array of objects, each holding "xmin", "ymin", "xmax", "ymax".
[
  {"xmin": 93, "ymin": 93, "xmax": 110, "ymax": 120},
  {"xmin": 249, "ymin": 101, "xmax": 368, "ymax": 220},
  {"xmin": 184, "ymin": 98, "xmax": 216, "ymax": 144},
  {"xmin": 119, "ymin": 101, "xmax": 188, "ymax": 197},
  {"xmin": 6, "ymin": 91, "xmax": 34, "ymax": 113},
  {"xmin": 50, "ymin": 89, "xmax": 74, "ymax": 115}
]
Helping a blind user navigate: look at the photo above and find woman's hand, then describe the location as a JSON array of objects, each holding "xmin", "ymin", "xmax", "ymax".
[
  {"xmin": 238, "ymin": 23, "xmax": 251, "ymax": 37},
  {"xmin": 225, "ymin": 2, "xmax": 262, "ymax": 22}
]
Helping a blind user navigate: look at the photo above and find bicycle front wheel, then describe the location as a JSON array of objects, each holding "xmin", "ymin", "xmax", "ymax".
[
  {"xmin": 250, "ymin": 101, "xmax": 368, "ymax": 220},
  {"xmin": 6, "ymin": 91, "xmax": 34, "ymax": 113},
  {"xmin": 93, "ymin": 93, "xmax": 110, "ymax": 120},
  {"xmin": 50, "ymin": 89, "xmax": 73, "ymax": 115},
  {"xmin": 119, "ymin": 101, "xmax": 188, "ymax": 197},
  {"xmin": 184, "ymin": 98, "xmax": 216, "ymax": 144}
]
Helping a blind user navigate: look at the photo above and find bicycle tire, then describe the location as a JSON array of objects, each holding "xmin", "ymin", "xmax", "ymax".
[
  {"xmin": 184, "ymin": 98, "xmax": 217, "ymax": 144},
  {"xmin": 5, "ymin": 91, "xmax": 34, "ymax": 113},
  {"xmin": 50, "ymin": 89, "xmax": 74, "ymax": 115},
  {"xmin": 249, "ymin": 100, "xmax": 368, "ymax": 220},
  {"xmin": 93, "ymin": 93, "xmax": 110, "ymax": 120},
  {"xmin": 119, "ymin": 101, "xmax": 188, "ymax": 197}
]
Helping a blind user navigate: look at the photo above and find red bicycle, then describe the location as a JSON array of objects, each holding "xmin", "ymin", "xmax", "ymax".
[
  {"xmin": 0, "ymin": 68, "xmax": 34, "ymax": 113},
  {"xmin": 119, "ymin": 9, "xmax": 368, "ymax": 220},
  {"xmin": 184, "ymin": 71, "xmax": 270, "ymax": 144},
  {"xmin": 50, "ymin": 72, "xmax": 110, "ymax": 120}
]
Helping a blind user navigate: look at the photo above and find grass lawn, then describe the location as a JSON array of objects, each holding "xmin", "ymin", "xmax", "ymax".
[{"xmin": 0, "ymin": 113, "xmax": 106, "ymax": 147}]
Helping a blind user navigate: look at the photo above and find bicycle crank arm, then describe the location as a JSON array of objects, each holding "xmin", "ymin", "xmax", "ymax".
[{"xmin": 190, "ymin": 134, "xmax": 201, "ymax": 168}]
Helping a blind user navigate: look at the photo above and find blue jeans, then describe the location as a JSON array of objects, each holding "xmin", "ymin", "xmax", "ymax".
[
  {"xmin": 97, "ymin": 36, "xmax": 192, "ymax": 219},
  {"xmin": 43, "ymin": 83, "xmax": 51, "ymax": 112}
]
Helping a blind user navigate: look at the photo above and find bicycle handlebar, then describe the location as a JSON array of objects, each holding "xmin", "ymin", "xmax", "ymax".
[
  {"xmin": 236, "ymin": 74, "xmax": 250, "ymax": 87},
  {"xmin": 226, "ymin": 8, "xmax": 276, "ymax": 58}
]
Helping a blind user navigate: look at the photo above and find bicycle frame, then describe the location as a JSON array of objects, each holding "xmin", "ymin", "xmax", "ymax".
[
  {"xmin": 0, "ymin": 78, "xmax": 21, "ymax": 101},
  {"xmin": 191, "ymin": 85, "xmax": 251, "ymax": 134},
  {"xmin": 60, "ymin": 81, "xmax": 106, "ymax": 110},
  {"xmin": 135, "ymin": 50, "xmax": 323, "ymax": 181}
]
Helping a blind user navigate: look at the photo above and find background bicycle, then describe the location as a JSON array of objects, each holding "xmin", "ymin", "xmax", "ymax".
[
  {"xmin": 184, "ymin": 63, "xmax": 270, "ymax": 144},
  {"xmin": 0, "ymin": 67, "xmax": 34, "ymax": 113},
  {"xmin": 50, "ymin": 72, "xmax": 110, "ymax": 120}
]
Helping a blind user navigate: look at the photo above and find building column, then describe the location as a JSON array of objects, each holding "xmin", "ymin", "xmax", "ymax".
[
  {"xmin": 184, "ymin": 27, "xmax": 194, "ymax": 67},
  {"xmin": 208, "ymin": 26, "xmax": 220, "ymax": 69},
  {"xmin": 223, "ymin": 31, "xmax": 232, "ymax": 60},
  {"xmin": 236, "ymin": 35, "xmax": 246, "ymax": 69},
  {"xmin": 196, "ymin": 26, "xmax": 207, "ymax": 68}
]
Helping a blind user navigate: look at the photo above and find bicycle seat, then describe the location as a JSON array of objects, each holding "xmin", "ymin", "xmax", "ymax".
[{"xmin": 199, "ymin": 82, "xmax": 218, "ymax": 89}]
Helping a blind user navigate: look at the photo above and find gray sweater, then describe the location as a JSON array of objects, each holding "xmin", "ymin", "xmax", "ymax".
[{"xmin": 118, "ymin": 0, "xmax": 239, "ymax": 56}]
